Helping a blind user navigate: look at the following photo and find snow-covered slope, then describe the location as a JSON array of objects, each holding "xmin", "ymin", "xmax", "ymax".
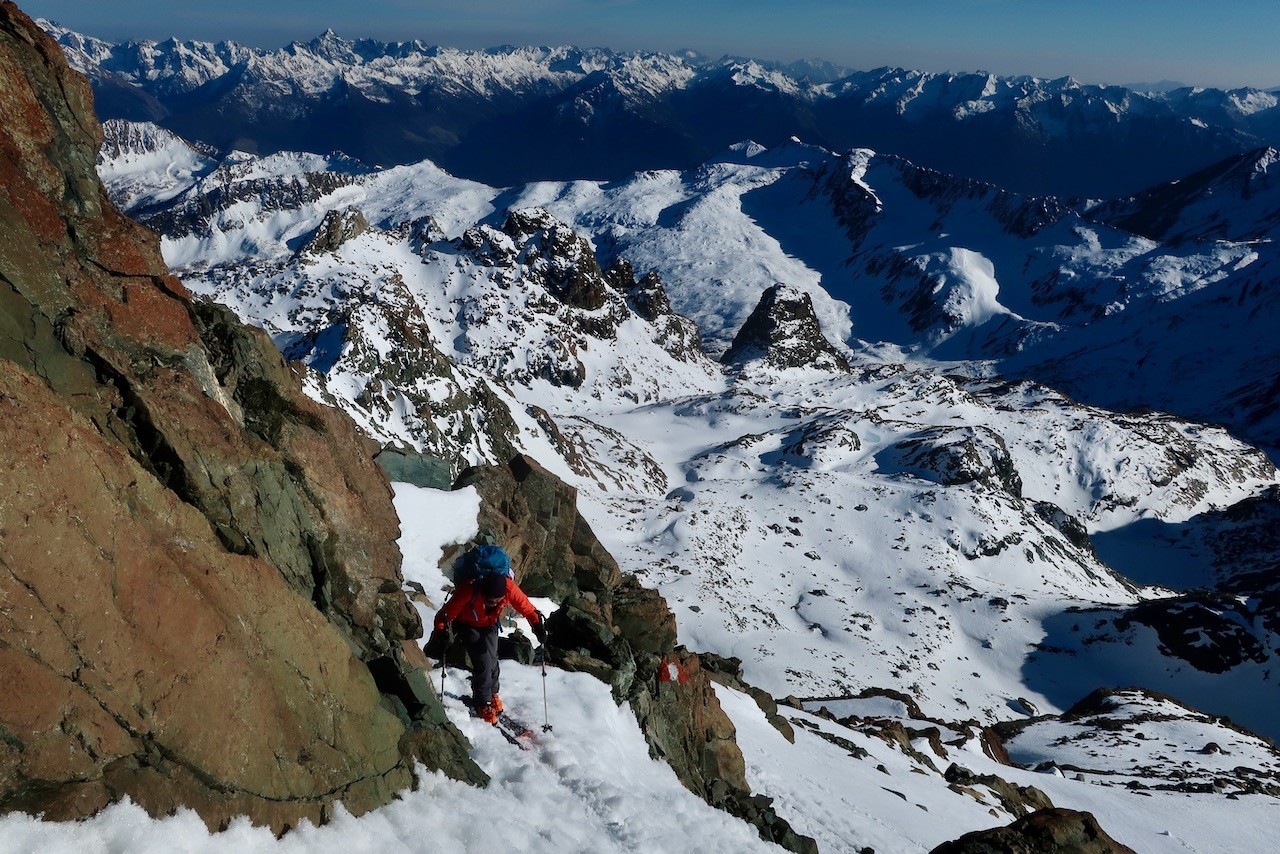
[
  {"xmin": 1089, "ymin": 146, "xmax": 1280, "ymax": 243},
  {"xmin": 87, "ymin": 125, "xmax": 1280, "ymax": 850},
  {"xmin": 43, "ymin": 18, "xmax": 1280, "ymax": 197},
  {"xmin": 98, "ymin": 126, "xmax": 1280, "ymax": 714},
  {"xmin": 96, "ymin": 119, "xmax": 218, "ymax": 210},
  {"xmin": 3, "ymin": 485, "xmax": 1275, "ymax": 853}
]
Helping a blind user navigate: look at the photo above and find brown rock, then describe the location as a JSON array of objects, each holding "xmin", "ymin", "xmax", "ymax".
[
  {"xmin": 929, "ymin": 807, "xmax": 1137, "ymax": 854},
  {"xmin": 0, "ymin": 0, "xmax": 481, "ymax": 829},
  {"xmin": 0, "ymin": 366, "xmax": 406, "ymax": 827}
]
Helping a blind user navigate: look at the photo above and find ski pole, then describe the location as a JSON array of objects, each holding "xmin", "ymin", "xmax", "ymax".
[{"xmin": 539, "ymin": 646, "xmax": 553, "ymax": 732}]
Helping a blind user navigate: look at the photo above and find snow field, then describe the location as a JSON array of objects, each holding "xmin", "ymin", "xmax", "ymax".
[{"xmin": 717, "ymin": 683, "xmax": 1280, "ymax": 853}]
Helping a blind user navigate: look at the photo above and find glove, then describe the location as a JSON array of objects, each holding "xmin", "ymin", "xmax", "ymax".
[
  {"xmin": 424, "ymin": 623, "xmax": 450, "ymax": 659},
  {"xmin": 531, "ymin": 615, "xmax": 548, "ymax": 645}
]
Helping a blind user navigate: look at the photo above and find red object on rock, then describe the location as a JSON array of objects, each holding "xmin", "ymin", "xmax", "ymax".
[{"xmin": 658, "ymin": 658, "xmax": 689, "ymax": 684}]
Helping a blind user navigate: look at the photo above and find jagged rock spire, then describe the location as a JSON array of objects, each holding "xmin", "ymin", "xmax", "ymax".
[{"xmin": 721, "ymin": 283, "xmax": 850, "ymax": 372}]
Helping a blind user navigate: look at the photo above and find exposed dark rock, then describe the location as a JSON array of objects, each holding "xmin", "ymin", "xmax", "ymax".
[
  {"xmin": 375, "ymin": 446, "xmax": 452, "ymax": 490},
  {"xmin": 0, "ymin": 1, "xmax": 479, "ymax": 829},
  {"xmin": 885, "ymin": 425, "xmax": 1023, "ymax": 497},
  {"xmin": 722, "ymin": 283, "xmax": 851, "ymax": 372},
  {"xmin": 606, "ymin": 260, "xmax": 671, "ymax": 320},
  {"xmin": 301, "ymin": 206, "xmax": 369, "ymax": 254},
  {"xmin": 503, "ymin": 208, "xmax": 610, "ymax": 311},
  {"xmin": 1032, "ymin": 502, "xmax": 1094, "ymax": 554},
  {"xmin": 138, "ymin": 169, "xmax": 364, "ymax": 238},
  {"xmin": 604, "ymin": 261, "xmax": 706, "ymax": 363},
  {"xmin": 929, "ymin": 807, "xmax": 1137, "ymax": 854},
  {"xmin": 943, "ymin": 764, "xmax": 1053, "ymax": 818},
  {"xmin": 1119, "ymin": 595, "xmax": 1271, "ymax": 674}
]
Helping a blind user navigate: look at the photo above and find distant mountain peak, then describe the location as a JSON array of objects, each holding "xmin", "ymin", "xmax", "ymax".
[{"xmin": 44, "ymin": 18, "xmax": 1280, "ymax": 197}]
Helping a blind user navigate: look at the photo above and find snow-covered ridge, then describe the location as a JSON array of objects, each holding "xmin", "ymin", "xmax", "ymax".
[
  {"xmin": 45, "ymin": 18, "xmax": 1280, "ymax": 198},
  {"xmin": 96, "ymin": 119, "xmax": 218, "ymax": 210},
  {"xmin": 42, "ymin": 17, "xmax": 1277, "ymax": 121}
]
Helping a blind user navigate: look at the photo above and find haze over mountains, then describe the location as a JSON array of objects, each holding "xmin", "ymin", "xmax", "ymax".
[{"xmin": 43, "ymin": 19, "xmax": 1280, "ymax": 198}]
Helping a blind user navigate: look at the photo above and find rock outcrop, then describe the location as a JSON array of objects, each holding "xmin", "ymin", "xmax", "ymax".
[
  {"xmin": 885, "ymin": 425, "xmax": 1023, "ymax": 497},
  {"xmin": 302, "ymin": 206, "xmax": 369, "ymax": 254},
  {"xmin": 0, "ymin": 0, "xmax": 478, "ymax": 830},
  {"xmin": 722, "ymin": 283, "xmax": 851, "ymax": 372},
  {"xmin": 929, "ymin": 808, "xmax": 1137, "ymax": 854},
  {"xmin": 453, "ymin": 455, "xmax": 817, "ymax": 853}
]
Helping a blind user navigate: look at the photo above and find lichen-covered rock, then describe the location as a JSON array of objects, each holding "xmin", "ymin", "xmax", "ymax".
[
  {"xmin": 374, "ymin": 446, "xmax": 453, "ymax": 490},
  {"xmin": 0, "ymin": 366, "xmax": 413, "ymax": 826},
  {"xmin": 0, "ymin": 1, "xmax": 480, "ymax": 829}
]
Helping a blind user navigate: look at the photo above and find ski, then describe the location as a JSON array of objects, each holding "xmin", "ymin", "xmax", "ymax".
[
  {"xmin": 497, "ymin": 710, "xmax": 536, "ymax": 740},
  {"xmin": 444, "ymin": 690, "xmax": 533, "ymax": 749},
  {"xmin": 493, "ymin": 718, "xmax": 530, "ymax": 750}
]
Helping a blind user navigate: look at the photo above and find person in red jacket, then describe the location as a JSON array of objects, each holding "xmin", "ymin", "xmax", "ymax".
[{"xmin": 431, "ymin": 571, "xmax": 547, "ymax": 723}]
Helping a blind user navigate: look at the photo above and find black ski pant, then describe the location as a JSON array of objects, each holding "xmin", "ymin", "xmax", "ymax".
[{"xmin": 458, "ymin": 623, "xmax": 500, "ymax": 708}]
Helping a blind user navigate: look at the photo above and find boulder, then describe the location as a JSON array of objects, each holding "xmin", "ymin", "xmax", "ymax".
[{"xmin": 929, "ymin": 807, "xmax": 1136, "ymax": 854}]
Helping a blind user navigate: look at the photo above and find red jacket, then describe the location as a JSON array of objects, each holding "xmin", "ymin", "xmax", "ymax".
[{"xmin": 434, "ymin": 577, "xmax": 540, "ymax": 629}]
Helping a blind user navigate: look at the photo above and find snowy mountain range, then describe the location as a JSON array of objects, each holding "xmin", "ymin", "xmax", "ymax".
[
  {"xmin": 42, "ymin": 19, "xmax": 1280, "ymax": 198},
  {"xmin": 78, "ymin": 107, "xmax": 1280, "ymax": 850},
  {"xmin": 8, "ymin": 2, "xmax": 1280, "ymax": 849}
]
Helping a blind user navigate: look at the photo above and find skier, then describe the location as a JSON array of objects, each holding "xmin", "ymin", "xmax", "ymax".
[{"xmin": 430, "ymin": 568, "xmax": 547, "ymax": 723}]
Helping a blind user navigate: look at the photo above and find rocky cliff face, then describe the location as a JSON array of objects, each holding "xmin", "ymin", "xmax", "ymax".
[{"xmin": 0, "ymin": 1, "xmax": 478, "ymax": 829}]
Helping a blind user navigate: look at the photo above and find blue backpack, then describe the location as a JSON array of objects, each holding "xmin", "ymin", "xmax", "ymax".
[{"xmin": 457, "ymin": 544, "xmax": 513, "ymax": 584}]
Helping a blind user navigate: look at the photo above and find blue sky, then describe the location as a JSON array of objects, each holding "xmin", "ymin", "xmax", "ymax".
[{"xmin": 23, "ymin": 0, "xmax": 1280, "ymax": 89}]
